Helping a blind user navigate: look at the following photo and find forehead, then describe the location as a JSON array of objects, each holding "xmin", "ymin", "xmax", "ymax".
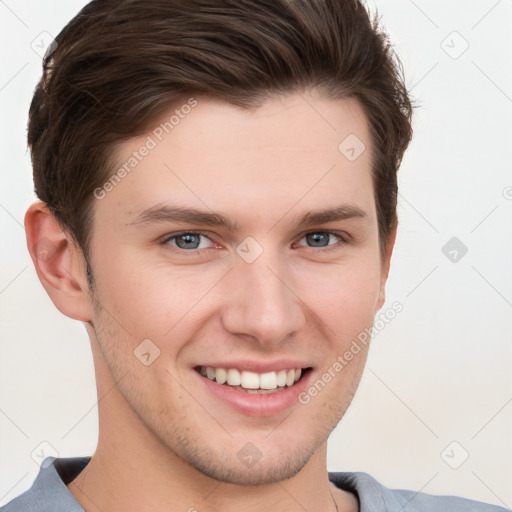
[{"xmin": 99, "ymin": 92, "xmax": 375, "ymax": 226}]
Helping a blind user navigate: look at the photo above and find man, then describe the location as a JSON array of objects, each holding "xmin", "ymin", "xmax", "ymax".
[{"xmin": 1, "ymin": 0, "xmax": 507, "ymax": 511}]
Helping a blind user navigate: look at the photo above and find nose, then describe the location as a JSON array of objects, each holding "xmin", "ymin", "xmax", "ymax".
[{"xmin": 221, "ymin": 253, "xmax": 306, "ymax": 347}]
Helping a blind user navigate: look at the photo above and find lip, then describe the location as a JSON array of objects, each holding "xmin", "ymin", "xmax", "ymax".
[
  {"xmin": 195, "ymin": 359, "xmax": 312, "ymax": 373},
  {"xmin": 193, "ymin": 366, "xmax": 314, "ymax": 417}
]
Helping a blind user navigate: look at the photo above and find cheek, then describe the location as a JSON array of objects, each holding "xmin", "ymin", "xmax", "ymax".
[
  {"xmin": 91, "ymin": 234, "xmax": 382, "ymax": 348},
  {"xmin": 91, "ymin": 248, "xmax": 226, "ymax": 341},
  {"xmin": 294, "ymin": 256, "xmax": 382, "ymax": 336}
]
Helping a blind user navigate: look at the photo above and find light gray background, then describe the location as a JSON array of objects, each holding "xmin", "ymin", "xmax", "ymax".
[{"xmin": 1, "ymin": 0, "xmax": 511, "ymax": 507}]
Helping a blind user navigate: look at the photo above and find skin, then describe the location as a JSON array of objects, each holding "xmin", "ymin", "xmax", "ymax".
[{"xmin": 26, "ymin": 90, "xmax": 396, "ymax": 512}]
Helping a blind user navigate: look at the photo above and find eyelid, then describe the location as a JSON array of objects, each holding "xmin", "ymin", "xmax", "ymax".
[
  {"xmin": 160, "ymin": 229, "xmax": 350, "ymax": 253},
  {"xmin": 161, "ymin": 230, "xmax": 217, "ymax": 250},
  {"xmin": 294, "ymin": 230, "xmax": 350, "ymax": 249},
  {"xmin": 162, "ymin": 230, "xmax": 211, "ymax": 239}
]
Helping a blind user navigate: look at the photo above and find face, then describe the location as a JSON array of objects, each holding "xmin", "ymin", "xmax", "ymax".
[{"xmin": 86, "ymin": 91, "xmax": 391, "ymax": 485}]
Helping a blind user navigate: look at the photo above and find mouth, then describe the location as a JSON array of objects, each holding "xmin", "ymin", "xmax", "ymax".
[{"xmin": 194, "ymin": 365, "xmax": 312, "ymax": 394}]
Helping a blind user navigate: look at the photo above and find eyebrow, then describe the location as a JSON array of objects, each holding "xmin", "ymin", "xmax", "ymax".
[
  {"xmin": 128, "ymin": 205, "xmax": 239, "ymax": 231},
  {"xmin": 127, "ymin": 204, "xmax": 367, "ymax": 230},
  {"xmin": 299, "ymin": 205, "xmax": 367, "ymax": 226}
]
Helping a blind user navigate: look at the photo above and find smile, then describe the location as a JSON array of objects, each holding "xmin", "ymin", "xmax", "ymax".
[{"xmin": 196, "ymin": 366, "xmax": 308, "ymax": 394}]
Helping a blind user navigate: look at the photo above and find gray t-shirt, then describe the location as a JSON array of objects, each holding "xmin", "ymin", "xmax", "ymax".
[{"xmin": 1, "ymin": 457, "xmax": 508, "ymax": 511}]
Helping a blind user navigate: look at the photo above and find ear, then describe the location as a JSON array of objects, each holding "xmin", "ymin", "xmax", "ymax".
[
  {"xmin": 376, "ymin": 220, "xmax": 397, "ymax": 311},
  {"xmin": 25, "ymin": 201, "xmax": 93, "ymax": 322}
]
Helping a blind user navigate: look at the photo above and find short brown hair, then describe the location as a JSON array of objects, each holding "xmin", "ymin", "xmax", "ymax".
[{"xmin": 28, "ymin": 0, "xmax": 413, "ymax": 260}]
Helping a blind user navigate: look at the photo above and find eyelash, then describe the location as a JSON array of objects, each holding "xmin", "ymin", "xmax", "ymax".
[
  {"xmin": 162, "ymin": 231, "xmax": 217, "ymax": 251},
  {"xmin": 161, "ymin": 230, "xmax": 350, "ymax": 253}
]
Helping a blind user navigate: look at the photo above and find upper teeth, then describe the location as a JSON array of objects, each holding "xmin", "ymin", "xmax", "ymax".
[{"xmin": 200, "ymin": 366, "xmax": 302, "ymax": 390}]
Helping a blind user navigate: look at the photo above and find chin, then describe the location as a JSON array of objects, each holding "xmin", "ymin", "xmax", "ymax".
[
  {"xmin": 159, "ymin": 416, "xmax": 336, "ymax": 487},
  {"xmin": 183, "ymin": 444, "xmax": 316, "ymax": 486}
]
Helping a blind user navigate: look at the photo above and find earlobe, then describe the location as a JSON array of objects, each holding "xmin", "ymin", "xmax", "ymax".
[
  {"xmin": 25, "ymin": 201, "xmax": 93, "ymax": 322},
  {"xmin": 377, "ymin": 289, "xmax": 386, "ymax": 310},
  {"xmin": 377, "ymin": 220, "xmax": 397, "ymax": 311}
]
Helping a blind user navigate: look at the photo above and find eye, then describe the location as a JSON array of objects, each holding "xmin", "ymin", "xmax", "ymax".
[
  {"xmin": 163, "ymin": 231, "xmax": 215, "ymax": 251},
  {"xmin": 296, "ymin": 231, "xmax": 345, "ymax": 248}
]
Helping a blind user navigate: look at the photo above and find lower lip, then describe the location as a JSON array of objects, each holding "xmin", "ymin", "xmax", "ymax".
[{"xmin": 194, "ymin": 370, "xmax": 313, "ymax": 417}]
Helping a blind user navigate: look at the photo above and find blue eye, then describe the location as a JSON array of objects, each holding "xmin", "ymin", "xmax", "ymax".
[
  {"xmin": 298, "ymin": 232, "xmax": 343, "ymax": 248},
  {"xmin": 164, "ymin": 232, "xmax": 213, "ymax": 250}
]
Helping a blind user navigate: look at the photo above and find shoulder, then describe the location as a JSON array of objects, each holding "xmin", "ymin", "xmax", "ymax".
[
  {"xmin": 0, "ymin": 457, "xmax": 89, "ymax": 512},
  {"xmin": 329, "ymin": 471, "xmax": 509, "ymax": 512},
  {"xmin": 0, "ymin": 482, "xmax": 48, "ymax": 512}
]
